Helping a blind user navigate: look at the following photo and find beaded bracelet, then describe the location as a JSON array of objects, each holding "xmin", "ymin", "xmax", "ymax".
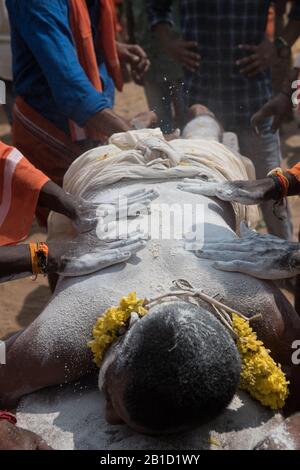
[
  {"xmin": 29, "ymin": 242, "xmax": 49, "ymax": 276},
  {"xmin": 267, "ymin": 167, "xmax": 289, "ymax": 199}
]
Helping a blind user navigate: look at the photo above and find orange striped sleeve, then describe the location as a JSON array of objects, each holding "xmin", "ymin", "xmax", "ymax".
[
  {"xmin": 0, "ymin": 141, "xmax": 49, "ymax": 246},
  {"xmin": 286, "ymin": 162, "xmax": 300, "ymax": 182}
]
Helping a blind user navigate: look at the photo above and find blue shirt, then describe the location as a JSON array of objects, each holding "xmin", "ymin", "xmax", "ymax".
[
  {"xmin": 6, "ymin": 0, "xmax": 115, "ymax": 134},
  {"xmin": 146, "ymin": 0, "xmax": 277, "ymax": 131}
]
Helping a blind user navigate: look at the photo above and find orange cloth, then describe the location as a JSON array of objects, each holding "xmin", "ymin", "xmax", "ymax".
[
  {"xmin": 266, "ymin": 3, "xmax": 276, "ymax": 41},
  {"xmin": 69, "ymin": 0, "xmax": 123, "ymax": 141},
  {"xmin": 286, "ymin": 162, "xmax": 300, "ymax": 182},
  {"xmin": 0, "ymin": 141, "xmax": 49, "ymax": 246},
  {"xmin": 13, "ymin": 97, "xmax": 81, "ymax": 187},
  {"xmin": 12, "ymin": 96, "xmax": 82, "ymax": 226}
]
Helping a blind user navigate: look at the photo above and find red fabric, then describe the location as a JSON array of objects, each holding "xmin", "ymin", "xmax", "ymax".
[
  {"xmin": 0, "ymin": 141, "xmax": 49, "ymax": 246},
  {"xmin": 12, "ymin": 96, "xmax": 82, "ymax": 226},
  {"xmin": 0, "ymin": 411, "xmax": 17, "ymax": 426},
  {"xmin": 69, "ymin": 0, "xmax": 123, "ymax": 141}
]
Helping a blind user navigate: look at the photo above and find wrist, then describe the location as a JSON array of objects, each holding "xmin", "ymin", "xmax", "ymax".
[
  {"xmin": 57, "ymin": 192, "xmax": 77, "ymax": 221},
  {"xmin": 267, "ymin": 169, "xmax": 289, "ymax": 200},
  {"xmin": 263, "ymin": 177, "xmax": 281, "ymax": 200},
  {"xmin": 38, "ymin": 181, "xmax": 77, "ymax": 221},
  {"xmin": 86, "ymin": 109, "xmax": 131, "ymax": 136},
  {"xmin": 47, "ymin": 243, "xmax": 61, "ymax": 274}
]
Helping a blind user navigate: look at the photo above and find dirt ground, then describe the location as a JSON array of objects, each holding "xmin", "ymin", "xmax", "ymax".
[{"xmin": 1, "ymin": 82, "xmax": 300, "ymax": 340}]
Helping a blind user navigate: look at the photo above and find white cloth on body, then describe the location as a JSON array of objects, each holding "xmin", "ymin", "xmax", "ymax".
[{"xmin": 48, "ymin": 129, "xmax": 259, "ymax": 240}]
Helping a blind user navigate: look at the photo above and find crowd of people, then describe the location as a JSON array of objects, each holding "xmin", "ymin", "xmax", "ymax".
[{"xmin": 0, "ymin": 0, "xmax": 300, "ymax": 450}]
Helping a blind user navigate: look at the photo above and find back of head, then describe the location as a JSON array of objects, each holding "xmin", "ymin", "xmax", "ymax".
[
  {"xmin": 110, "ymin": 301, "xmax": 241, "ymax": 434},
  {"xmin": 182, "ymin": 115, "xmax": 222, "ymax": 141}
]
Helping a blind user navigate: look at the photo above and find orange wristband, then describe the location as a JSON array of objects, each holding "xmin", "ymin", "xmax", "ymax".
[
  {"xmin": 29, "ymin": 242, "xmax": 49, "ymax": 276},
  {"xmin": 268, "ymin": 168, "xmax": 289, "ymax": 198}
]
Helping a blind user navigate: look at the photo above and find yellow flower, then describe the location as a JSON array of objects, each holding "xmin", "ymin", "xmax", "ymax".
[
  {"xmin": 232, "ymin": 314, "xmax": 289, "ymax": 410},
  {"xmin": 88, "ymin": 293, "xmax": 148, "ymax": 366}
]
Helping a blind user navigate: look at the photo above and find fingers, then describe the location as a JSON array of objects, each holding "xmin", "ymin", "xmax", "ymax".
[
  {"xmin": 104, "ymin": 232, "xmax": 146, "ymax": 249},
  {"xmin": 236, "ymin": 53, "xmax": 258, "ymax": 66},
  {"xmin": 127, "ymin": 44, "xmax": 148, "ymax": 62},
  {"xmin": 127, "ymin": 45, "xmax": 150, "ymax": 78},
  {"xmin": 251, "ymin": 104, "xmax": 274, "ymax": 135},
  {"xmin": 177, "ymin": 181, "xmax": 218, "ymax": 196},
  {"xmin": 180, "ymin": 41, "xmax": 201, "ymax": 72},
  {"xmin": 123, "ymin": 188, "xmax": 159, "ymax": 203},
  {"xmin": 197, "ymin": 240, "xmax": 253, "ymax": 252},
  {"xmin": 239, "ymin": 60, "xmax": 262, "ymax": 76},
  {"xmin": 238, "ymin": 44, "xmax": 258, "ymax": 52},
  {"xmin": 122, "ymin": 239, "xmax": 147, "ymax": 254},
  {"xmin": 93, "ymin": 251, "xmax": 133, "ymax": 271},
  {"xmin": 182, "ymin": 58, "xmax": 201, "ymax": 73},
  {"xmin": 127, "ymin": 188, "xmax": 159, "ymax": 204},
  {"xmin": 182, "ymin": 41, "xmax": 199, "ymax": 51},
  {"xmin": 212, "ymin": 260, "xmax": 282, "ymax": 280},
  {"xmin": 197, "ymin": 249, "xmax": 255, "ymax": 262},
  {"xmin": 101, "ymin": 189, "xmax": 159, "ymax": 222},
  {"xmin": 213, "ymin": 260, "xmax": 258, "ymax": 275},
  {"xmin": 60, "ymin": 251, "xmax": 132, "ymax": 277}
]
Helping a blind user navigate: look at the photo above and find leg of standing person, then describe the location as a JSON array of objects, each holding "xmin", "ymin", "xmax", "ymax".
[
  {"xmin": 144, "ymin": 79, "xmax": 174, "ymax": 134},
  {"xmin": 171, "ymin": 79, "xmax": 187, "ymax": 130},
  {"xmin": 237, "ymin": 118, "xmax": 293, "ymax": 240}
]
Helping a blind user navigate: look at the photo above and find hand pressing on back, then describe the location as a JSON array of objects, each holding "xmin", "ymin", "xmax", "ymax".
[
  {"xmin": 72, "ymin": 188, "xmax": 159, "ymax": 233},
  {"xmin": 49, "ymin": 187, "xmax": 160, "ymax": 277},
  {"xmin": 178, "ymin": 177, "xmax": 279, "ymax": 205},
  {"xmin": 190, "ymin": 221, "xmax": 300, "ymax": 280},
  {"xmin": 47, "ymin": 231, "xmax": 147, "ymax": 277}
]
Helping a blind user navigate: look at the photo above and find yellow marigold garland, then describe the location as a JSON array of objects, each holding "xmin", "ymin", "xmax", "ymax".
[
  {"xmin": 88, "ymin": 292, "xmax": 148, "ymax": 366},
  {"xmin": 88, "ymin": 292, "xmax": 289, "ymax": 410},
  {"xmin": 232, "ymin": 313, "xmax": 289, "ymax": 410}
]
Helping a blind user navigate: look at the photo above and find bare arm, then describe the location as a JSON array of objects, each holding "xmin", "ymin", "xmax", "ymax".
[
  {"xmin": 0, "ymin": 188, "xmax": 159, "ymax": 282},
  {"xmin": 85, "ymin": 108, "xmax": 131, "ymax": 138}
]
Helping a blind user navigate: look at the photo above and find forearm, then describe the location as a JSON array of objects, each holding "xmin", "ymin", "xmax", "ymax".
[
  {"xmin": 0, "ymin": 245, "xmax": 32, "ymax": 282},
  {"xmin": 38, "ymin": 181, "xmax": 76, "ymax": 220},
  {"xmin": 0, "ymin": 243, "xmax": 61, "ymax": 283},
  {"xmin": 85, "ymin": 108, "xmax": 131, "ymax": 137}
]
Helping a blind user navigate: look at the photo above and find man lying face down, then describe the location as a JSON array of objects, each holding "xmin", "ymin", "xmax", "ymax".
[
  {"xmin": 100, "ymin": 301, "xmax": 240, "ymax": 434},
  {"xmin": 2, "ymin": 111, "xmax": 300, "ymax": 450}
]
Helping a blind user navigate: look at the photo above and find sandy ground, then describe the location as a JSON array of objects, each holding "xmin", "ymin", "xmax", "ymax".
[{"xmin": 0, "ymin": 82, "xmax": 300, "ymax": 340}]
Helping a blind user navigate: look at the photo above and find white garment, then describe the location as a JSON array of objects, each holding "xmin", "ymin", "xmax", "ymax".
[
  {"xmin": 0, "ymin": 1, "xmax": 12, "ymax": 81},
  {"xmin": 49, "ymin": 129, "xmax": 259, "ymax": 240}
]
